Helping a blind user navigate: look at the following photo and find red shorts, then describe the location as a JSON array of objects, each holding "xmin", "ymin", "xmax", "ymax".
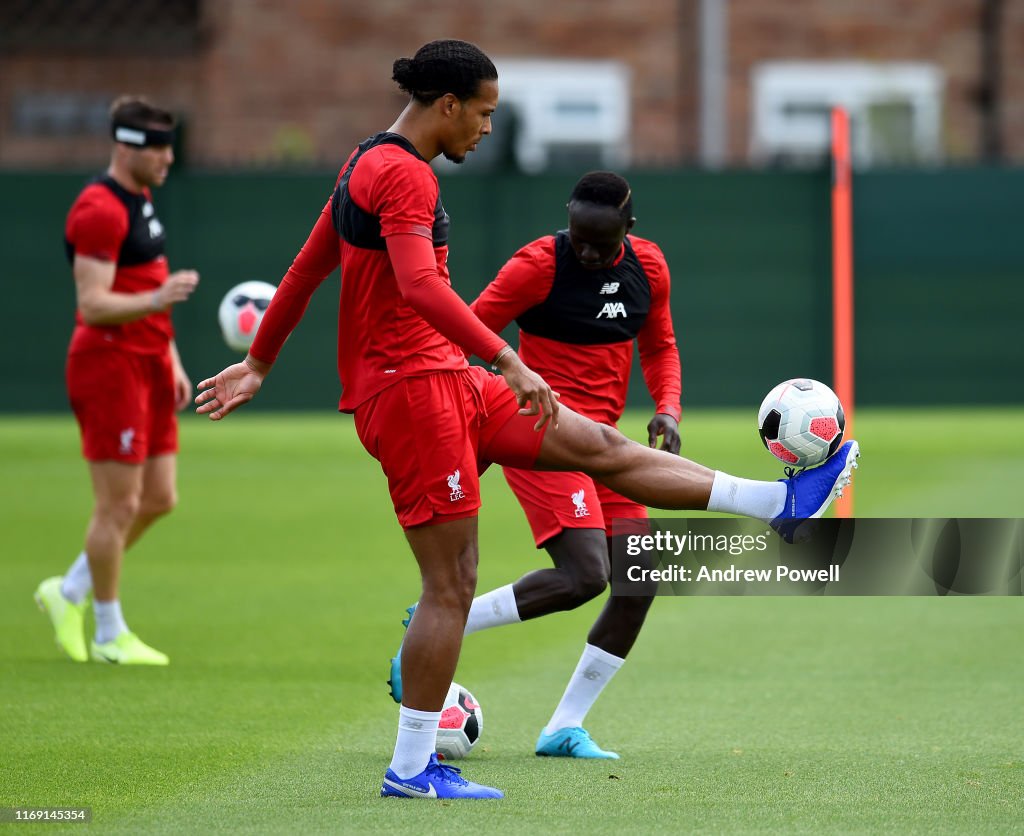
[
  {"xmin": 503, "ymin": 467, "xmax": 648, "ymax": 546},
  {"xmin": 66, "ymin": 348, "xmax": 178, "ymax": 464},
  {"xmin": 353, "ymin": 366, "xmax": 547, "ymax": 529}
]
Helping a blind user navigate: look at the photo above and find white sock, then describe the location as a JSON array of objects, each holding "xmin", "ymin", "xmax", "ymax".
[
  {"xmin": 93, "ymin": 600, "xmax": 129, "ymax": 644},
  {"xmin": 388, "ymin": 706, "xmax": 441, "ymax": 779},
  {"xmin": 544, "ymin": 643, "xmax": 624, "ymax": 734},
  {"xmin": 61, "ymin": 551, "xmax": 93, "ymax": 604},
  {"xmin": 707, "ymin": 471, "xmax": 786, "ymax": 522},
  {"xmin": 464, "ymin": 583, "xmax": 521, "ymax": 636}
]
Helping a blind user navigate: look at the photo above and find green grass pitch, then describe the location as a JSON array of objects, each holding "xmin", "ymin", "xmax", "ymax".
[{"xmin": 1, "ymin": 408, "xmax": 1022, "ymax": 833}]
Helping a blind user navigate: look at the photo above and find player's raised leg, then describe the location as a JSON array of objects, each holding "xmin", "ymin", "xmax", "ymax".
[
  {"xmin": 390, "ymin": 405, "xmax": 857, "ymax": 705},
  {"xmin": 534, "ymin": 407, "xmax": 858, "ymax": 534}
]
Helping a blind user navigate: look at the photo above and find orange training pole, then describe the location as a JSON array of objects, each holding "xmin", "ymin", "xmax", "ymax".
[{"xmin": 831, "ymin": 107, "xmax": 855, "ymax": 516}]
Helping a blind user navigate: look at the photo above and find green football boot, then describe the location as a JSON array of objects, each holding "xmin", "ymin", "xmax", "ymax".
[
  {"xmin": 91, "ymin": 631, "xmax": 169, "ymax": 666},
  {"xmin": 34, "ymin": 576, "xmax": 88, "ymax": 663}
]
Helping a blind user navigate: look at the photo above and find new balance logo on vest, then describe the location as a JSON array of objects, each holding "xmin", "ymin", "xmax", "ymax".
[{"xmin": 596, "ymin": 302, "xmax": 627, "ymax": 319}]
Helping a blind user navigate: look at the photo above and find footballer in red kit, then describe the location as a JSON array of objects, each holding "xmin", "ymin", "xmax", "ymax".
[
  {"xmin": 65, "ymin": 175, "xmax": 178, "ymax": 463},
  {"xmin": 36, "ymin": 96, "xmax": 200, "ymax": 667},
  {"xmin": 473, "ymin": 205, "xmax": 682, "ymax": 544}
]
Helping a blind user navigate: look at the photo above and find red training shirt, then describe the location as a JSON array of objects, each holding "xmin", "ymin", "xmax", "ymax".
[
  {"xmin": 471, "ymin": 234, "xmax": 681, "ymax": 427},
  {"xmin": 250, "ymin": 135, "xmax": 505, "ymax": 411},
  {"xmin": 64, "ymin": 178, "xmax": 173, "ymax": 355}
]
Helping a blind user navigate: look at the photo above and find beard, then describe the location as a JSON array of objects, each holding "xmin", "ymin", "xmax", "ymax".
[
  {"xmin": 132, "ymin": 162, "xmax": 165, "ymax": 188},
  {"xmin": 442, "ymin": 150, "xmax": 466, "ymax": 164}
]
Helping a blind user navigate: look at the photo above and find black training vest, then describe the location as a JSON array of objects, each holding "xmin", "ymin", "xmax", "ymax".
[
  {"xmin": 330, "ymin": 132, "xmax": 450, "ymax": 250},
  {"xmin": 64, "ymin": 175, "xmax": 166, "ymax": 266},
  {"xmin": 515, "ymin": 231, "xmax": 652, "ymax": 345}
]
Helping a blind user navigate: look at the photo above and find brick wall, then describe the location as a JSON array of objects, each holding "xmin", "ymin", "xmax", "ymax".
[
  {"xmin": 1001, "ymin": 0, "xmax": 1024, "ymax": 160},
  {"xmin": 0, "ymin": 0, "xmax": 1020, "ymax": 168},
  {"xmin": 727, "ymin": 0, "xmax": 1012, "ymax": 162}
]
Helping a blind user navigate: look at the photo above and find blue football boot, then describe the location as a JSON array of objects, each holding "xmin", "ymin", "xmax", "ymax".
[
  {"xmin": 535, "ymin": 726, "xmax": 620, "ymax": 759},
  {"xmin": 387, "ymin": 603, "xmax": 417, "ymax": 704},
  {"xmin": 381, "ymin": 753, "xmax": 503, "ymax": 799},
  {"xmin": 771, "ymin": 440, "xmax": 860, "ymax": 543}
]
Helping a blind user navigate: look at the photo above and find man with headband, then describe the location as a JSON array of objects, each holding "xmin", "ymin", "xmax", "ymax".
[{"xmin": 35, "ymin": 95, "xmax": 199, "ymax": 665}]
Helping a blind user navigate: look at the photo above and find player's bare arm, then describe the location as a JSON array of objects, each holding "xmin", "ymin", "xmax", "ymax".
[
  {"xmin": 168, "ymin": 339, "xmax": 193, "ymax": 411},
  {"xmin": 195, "ymin": 354, "xmax": 269, "ymax": 420},
  {"xmin": 74, "ymin": 255, "xmax": 199, "ymax": 325}
]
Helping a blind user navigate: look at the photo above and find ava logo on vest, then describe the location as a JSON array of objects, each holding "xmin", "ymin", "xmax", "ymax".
[{"xmin": 596, "ymin": 302, "xmax": 626, "ymax": 319}]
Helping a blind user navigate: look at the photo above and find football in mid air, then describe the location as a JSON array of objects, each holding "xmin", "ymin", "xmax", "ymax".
[
  {"xmin": 217, "ymin": 280, "xmax": 276, "ymax": 353},
  {"xmin": 435, "ymin": 681, "xmax": 483, "ymax": 760},
  {"xmin": 757, "ymin": 378, "xmax": 845, "ymax": 469}
]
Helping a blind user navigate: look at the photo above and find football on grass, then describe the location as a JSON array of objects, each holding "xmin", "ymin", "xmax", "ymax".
[
  {"xmin": 758, "ymin": 378, "xmax": 845, "ymax": 469},
  {"xmin": 217, "ymin": 280, "xmax": 276, "ymax": 353},
  {"xmin": 435, "ymin": 681, "xmax": 482, "ymax": 760}
]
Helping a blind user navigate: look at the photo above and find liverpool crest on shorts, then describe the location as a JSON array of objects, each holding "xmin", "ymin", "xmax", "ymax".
[{"xmin": 448, "ymin": 470, "xmax": 465, "ymax": 501}]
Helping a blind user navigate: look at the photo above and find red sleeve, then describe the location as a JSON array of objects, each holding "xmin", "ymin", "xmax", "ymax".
[
  {"xmin": 470, "ymin": 237, "xmax": 556, "ymax": 333},
  {"xmin": 634, "ymin": 238, "xmax": 682, "ymax": 421},
  {"xmin": 249, "ymin": 202, "xmax": 339, "ymax": 365},
  {"xmin": 66, "ymin": 188, "xmax": 128, "ymax": 262},
  {"xmin": 386, "ymin": 233, "xmax": 507, "ymax": 364}
]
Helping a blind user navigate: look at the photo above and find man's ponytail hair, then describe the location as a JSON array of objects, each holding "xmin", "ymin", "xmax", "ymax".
[{"xmin": 393, "ymin": 39, "xmax": 497, "ymax": 104}]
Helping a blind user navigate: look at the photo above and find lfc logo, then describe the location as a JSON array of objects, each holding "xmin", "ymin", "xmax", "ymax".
[
  {"xmin": 448, "ymin": 470, "xmax": 465, "ymax": 502},
  {"xmin": 571, "ymin": 489, "xmax": 589, "ymax": 518}
]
